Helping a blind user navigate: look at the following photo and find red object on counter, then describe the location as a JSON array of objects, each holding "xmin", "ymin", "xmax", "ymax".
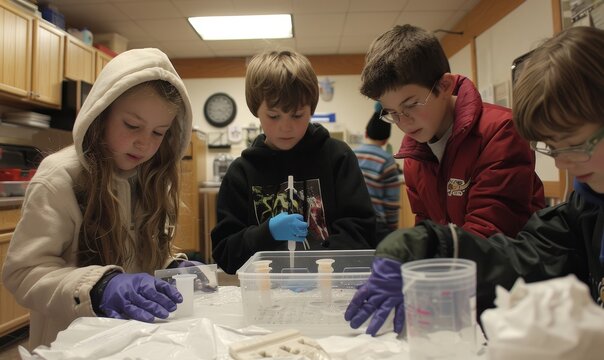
[
  {"xmin": 93, "ymin": 44, "xmax": 117, "ymax": 57},
  {"xmin": 0, "ymin": 168, "xmax": 36, "ymax": 181}
]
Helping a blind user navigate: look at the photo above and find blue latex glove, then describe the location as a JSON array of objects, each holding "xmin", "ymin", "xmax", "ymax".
[
  {"xmin": 100, "ymin": 273, "xmax": 183, "ymax": 322},
  {"xmin": 344, "ymin": 257, "xmax": 405, "ymax": 336},
  {"xmin": 268, "ymin": 212, "xmax": 308, "ymax": 241}
]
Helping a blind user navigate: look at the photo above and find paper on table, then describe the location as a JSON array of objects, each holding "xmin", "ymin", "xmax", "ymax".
[{"xmin": 481, "ymin": 274, "xmax": 604, "ymax": 360}]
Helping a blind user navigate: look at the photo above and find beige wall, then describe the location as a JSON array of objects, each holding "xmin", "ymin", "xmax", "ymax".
[
  {"xmin": 184, "ymin": 75, "xmax": 377, "ymax": 181},
  {"xmin": 475, "ymin": 0, "xmax": 558, "ymax": 181},
  {"xmin": 186, "ymin": 1, "xmax": 560, "ymax": 183}
]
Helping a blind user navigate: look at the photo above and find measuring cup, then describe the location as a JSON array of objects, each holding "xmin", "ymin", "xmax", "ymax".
[{"xmin": 401, "ymin": 258, "xmax": 477, "ymax": 359}]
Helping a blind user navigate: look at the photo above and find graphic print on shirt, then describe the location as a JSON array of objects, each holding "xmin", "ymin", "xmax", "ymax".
[
  {"xmin": 447, "ymin": 177, "xmax": 471, "ymax": 197},
  {"xmin": 252, "ymin": 178, "xmax": 329, "ymax": 244}
]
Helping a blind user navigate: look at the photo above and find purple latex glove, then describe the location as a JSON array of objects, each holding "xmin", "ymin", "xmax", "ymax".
[
  {"xmin": 100, "ymin": 273, "xmax": 183, "ymax": 322},
  {"xmin": 344, "ymin": 257, "xmax": 405, "ymax": 336},
  {"xmin": 177, "ymin": 260, "xmax": 204, "ymax": 268}
]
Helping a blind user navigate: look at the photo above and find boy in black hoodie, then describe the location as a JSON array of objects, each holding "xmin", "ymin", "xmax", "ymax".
[{"xmin": 211, "ymin": 50, "xmax": 376, "ymax": 274}]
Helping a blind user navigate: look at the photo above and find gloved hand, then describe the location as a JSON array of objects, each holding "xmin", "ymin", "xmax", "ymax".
[
  {"xmin": 268, "ymin": 212, "xmax": 308, "ymax": 241},
  {"xmin": 177, "ymin": 260, "xmax": 204, "ymax": 268},
  {"xmin": 100, "ymin": 273, "xmax": 183, "ymax": 322},
  {"xmin": 344, "ymin": 257, "xmax": 405, "ymax": 336}
]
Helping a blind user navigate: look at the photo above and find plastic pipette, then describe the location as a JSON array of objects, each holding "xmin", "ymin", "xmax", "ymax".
[{"xmin": 287, "ymin": 175, "xmax": 295, "ymax": 268}]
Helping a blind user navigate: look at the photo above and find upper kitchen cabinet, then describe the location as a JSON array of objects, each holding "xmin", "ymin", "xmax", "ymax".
[
  {"xmin": 95, "ymin": 49, "xmax": 112, "ymax": 79},
  {"xmin": 0, "ymin": 0, "xmax": 64, "ymax": 108},
  {"xmin": 0, "ymin": 1, "xmax": 32, "ymax": 98},
  {"xmin": 64, "ymin": 34, "xmax": 95, "ymax": 84},
  {"xmin": 31, "ymin": 18, "xmax": 64, "ymax": 107}
]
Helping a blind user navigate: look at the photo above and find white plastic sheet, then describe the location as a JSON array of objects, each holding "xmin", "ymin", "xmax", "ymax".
[
  {"xmin": 18, "ymin": 287, "xmax": 414, "ymax": 360},
  {"xmin": 482, "ymin": 275, "xmax": 604, "ymax": 360},
  {"xmin": 19, "ymin": 317, "xmax": 410, "ymax": 360}
]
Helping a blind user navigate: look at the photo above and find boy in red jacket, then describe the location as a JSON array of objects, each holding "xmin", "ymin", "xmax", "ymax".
[{"xmin": 360, "ymin": 24, "xmax": 544, "ymax": 239}]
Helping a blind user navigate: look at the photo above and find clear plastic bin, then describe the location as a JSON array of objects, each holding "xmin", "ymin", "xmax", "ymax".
[{"xmin": 236, "ymin": 249, "xmax": 374, "ymax": 336}]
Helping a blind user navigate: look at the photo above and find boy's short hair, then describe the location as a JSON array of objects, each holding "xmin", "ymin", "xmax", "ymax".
[
  {"xmin": 513, "ymin": 26, "xmax": 604, "ymax": 141},
  {"xmin": 245, "ymin": 50, "xmax": 319, "ymax": 116},
  {"xmin": 361, "ymin": 24, "xmax": 450, "ymax": 100}
]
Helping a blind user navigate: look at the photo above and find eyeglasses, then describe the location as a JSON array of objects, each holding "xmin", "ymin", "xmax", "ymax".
[
  {"xmin": 379, "ymin": 80, "xmax": 439, "ymax": 124},
  {"xmin": 530, "ymin": 127, "xmax": 604, "ymax": 162}
]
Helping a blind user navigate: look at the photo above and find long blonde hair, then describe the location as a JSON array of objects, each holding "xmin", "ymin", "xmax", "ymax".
[{"xmin": 77, "ymin": 80, "xmax": 184, "ymax": 273}]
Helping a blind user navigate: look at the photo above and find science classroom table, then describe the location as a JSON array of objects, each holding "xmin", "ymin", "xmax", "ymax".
[{"xmin": 21, "ymin": 286, "xmax": 486, "ymax": 360}]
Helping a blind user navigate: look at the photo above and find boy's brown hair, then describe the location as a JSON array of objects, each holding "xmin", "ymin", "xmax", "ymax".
[
  {"xmin": 513, "ymin": 26, "xmax": 604, "ymax": 141},
  {"xmin": 245, "ymin": 50, "xmax": 319, "ymax": 116},
  {"xmin": 361, "ymin": 24, "xmax": 450, "ymax": 100}
]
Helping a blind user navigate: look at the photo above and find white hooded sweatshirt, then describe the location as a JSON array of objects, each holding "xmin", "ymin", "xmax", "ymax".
[{"xmin": 1, "ymin": 48, "xmax": 193, "ymax": 348}]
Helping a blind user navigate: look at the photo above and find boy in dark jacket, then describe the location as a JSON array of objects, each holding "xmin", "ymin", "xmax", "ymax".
[
  {"xmin": 360, "ymin": 24, "xmax": 544, "ymax": 239},
  {"xmin": 345, "ymin": 26, "xmax": 604, "ymax": 337},
  {"xmin": 211, "ymin": 50, "xmax": 376, "ymax": 274}
]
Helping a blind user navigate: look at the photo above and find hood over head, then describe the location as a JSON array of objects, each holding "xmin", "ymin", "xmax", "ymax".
[{"xmin": 72, "ymin": 48, "xmax": 192, "ymax": 170}]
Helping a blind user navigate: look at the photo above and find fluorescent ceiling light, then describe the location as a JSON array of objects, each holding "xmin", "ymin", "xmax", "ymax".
[{"xmin": 188, "ymin": 14, "xmax": 293, "ymax": 40}]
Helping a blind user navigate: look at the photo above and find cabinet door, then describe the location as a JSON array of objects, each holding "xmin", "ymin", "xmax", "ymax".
[
  {"xmin": 0, "ymin": 2, "xmax": 32, "ymax": 97},
  {"xmin": 0, "ymin": 231, "xmax": 29, "ymax": 337},
  {"xmin": 31, "ymin": 19, "xmax": 64, "ymax": 107},
  {"xmin": 173, "ymin": 157, "xmax": 200, "ymax": 252},
  {"xmin": 95, "ymin": 49, "xmax": 113, "ymax": 80},
  {"xmin": 64, "ymin": 35, "xmax": 95, "ymax": 83}
]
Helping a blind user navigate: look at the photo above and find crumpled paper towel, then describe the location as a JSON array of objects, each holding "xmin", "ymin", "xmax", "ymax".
[{"xmin": 481, "ymin": 274, "xmax": 604, "ymax": 360}]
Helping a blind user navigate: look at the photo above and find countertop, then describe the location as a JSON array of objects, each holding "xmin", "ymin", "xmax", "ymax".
[{"xmin": 0, "ymin": 196, "xmax": 23, "ymax": 208}]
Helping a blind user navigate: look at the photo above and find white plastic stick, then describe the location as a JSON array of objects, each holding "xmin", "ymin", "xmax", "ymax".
[{"xmin": 287, "ymin": 175, "xmax": 295, "ymax": 268}]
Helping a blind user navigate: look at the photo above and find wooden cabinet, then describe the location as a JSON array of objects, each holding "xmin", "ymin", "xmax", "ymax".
[
  {"xmin": 0, "ymin": 0, "xmax": 64, "ymax": 108},
  {"xmin": 64, "ymin": 34, "xmax": 95, "ymax": 83},
  {"xmin": 31, "ymin": 18, "xmax": 64, "ymax": 107},
  {"xmin": 95, "ymin": 49, "xmax": 113, "ymax": 78},
  {"xmin": 0, "ymin": 207, "xmax": 29, "ymax": 337},
  {"xmin": 0, "ymin": 0, "xmax": 32, "ymax": 98},
  {"xmin": 398, "ymin": 184, "xmax": 415, "ymax": 229},
  {"xmin": 199, "ymin": 187, "xmax": 217, "ymax": 263},
  {"xmin": 172, "ymin": 132, "xmax": 207, "ymax": 252}
]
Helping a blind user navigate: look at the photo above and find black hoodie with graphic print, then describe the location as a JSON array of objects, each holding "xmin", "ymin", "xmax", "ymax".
[{"xmin": 211, "ymin": 123, "xmax": 376, "ymax": 274}]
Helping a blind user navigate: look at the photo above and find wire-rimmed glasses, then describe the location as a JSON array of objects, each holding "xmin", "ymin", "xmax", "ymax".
[
  {"xmin": 530, "ymin": 127, "xmax": 604, "ymax": 162},
  {"xmin": 379, "ymin": 80, "xmax": 439, "ymax": 124}
]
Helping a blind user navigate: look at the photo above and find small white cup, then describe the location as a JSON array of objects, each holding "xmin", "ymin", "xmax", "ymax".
[{"xmin": 172, "ymin": 273, "xmax": 196, "ymax": 317}]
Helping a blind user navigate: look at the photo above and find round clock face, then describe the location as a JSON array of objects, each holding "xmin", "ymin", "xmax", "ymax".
[{"xmin": 204, "ymin": 92, "xmax": 237, "ymax": 128}]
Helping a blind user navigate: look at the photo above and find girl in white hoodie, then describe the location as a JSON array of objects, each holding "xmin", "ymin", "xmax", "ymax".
[{"xmin": 2, "ymin": 48, "xmax": 193, "ymax": 348}]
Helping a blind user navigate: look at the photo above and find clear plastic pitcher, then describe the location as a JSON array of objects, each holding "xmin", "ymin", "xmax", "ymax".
[{"xmin": 401, "ymin": 258, "xmax": 477, "ymax": 359}]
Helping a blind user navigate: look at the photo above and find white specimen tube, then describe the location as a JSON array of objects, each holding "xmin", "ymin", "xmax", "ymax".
[
  {"xmin": 254, "ymin": 260, "xmax": 273, "ymax": 307},
  {"xmin": 172, "ymin": 273, "xmax": 196, "ymax": 317},
  {"xmin": 287, "ymin": 175, "xmax": 296, "ymax": 268},
  {"xmin": 316, "ymin": 259, "xmax": 335, "ymax": 305}
]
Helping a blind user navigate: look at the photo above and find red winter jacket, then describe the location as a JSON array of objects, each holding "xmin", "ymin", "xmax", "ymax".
[{"xmin": 395, "ymin": 75, "xmax": 545, "ymax": 238}]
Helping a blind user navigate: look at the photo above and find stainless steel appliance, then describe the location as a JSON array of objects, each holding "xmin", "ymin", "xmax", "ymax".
[{"xmin": 212, "ymin": 153, "xmax": 234, "ymax": 182}]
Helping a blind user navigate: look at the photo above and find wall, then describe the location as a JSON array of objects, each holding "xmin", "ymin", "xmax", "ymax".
[
  {"xmin": 449, "ymin": 43, "xmax": 474, "ymax": 82},
  {"xmin": 184, "ymin": 75, "xmax": 383, "ymax": 182},
  {"xmin": 474, "ymin": 0, "xmax": 557, "ymax": 181},
  {"xmin": 186, "ymin": 1, "xmax": 561, "ymax": 183}
]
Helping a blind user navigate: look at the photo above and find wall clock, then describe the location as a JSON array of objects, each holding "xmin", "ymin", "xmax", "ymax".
[{"xmin": 204, "ymin": 92, "xmax": 237, "ymax": 128}]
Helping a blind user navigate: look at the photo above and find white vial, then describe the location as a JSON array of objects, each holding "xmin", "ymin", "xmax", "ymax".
[
  {"xmin": 316, "ymin": 259, "xmax": 335, "ymax": 304},
  {"xmin": 172, "ymin": 273, "xmax": 196, "ymax": 317}
]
